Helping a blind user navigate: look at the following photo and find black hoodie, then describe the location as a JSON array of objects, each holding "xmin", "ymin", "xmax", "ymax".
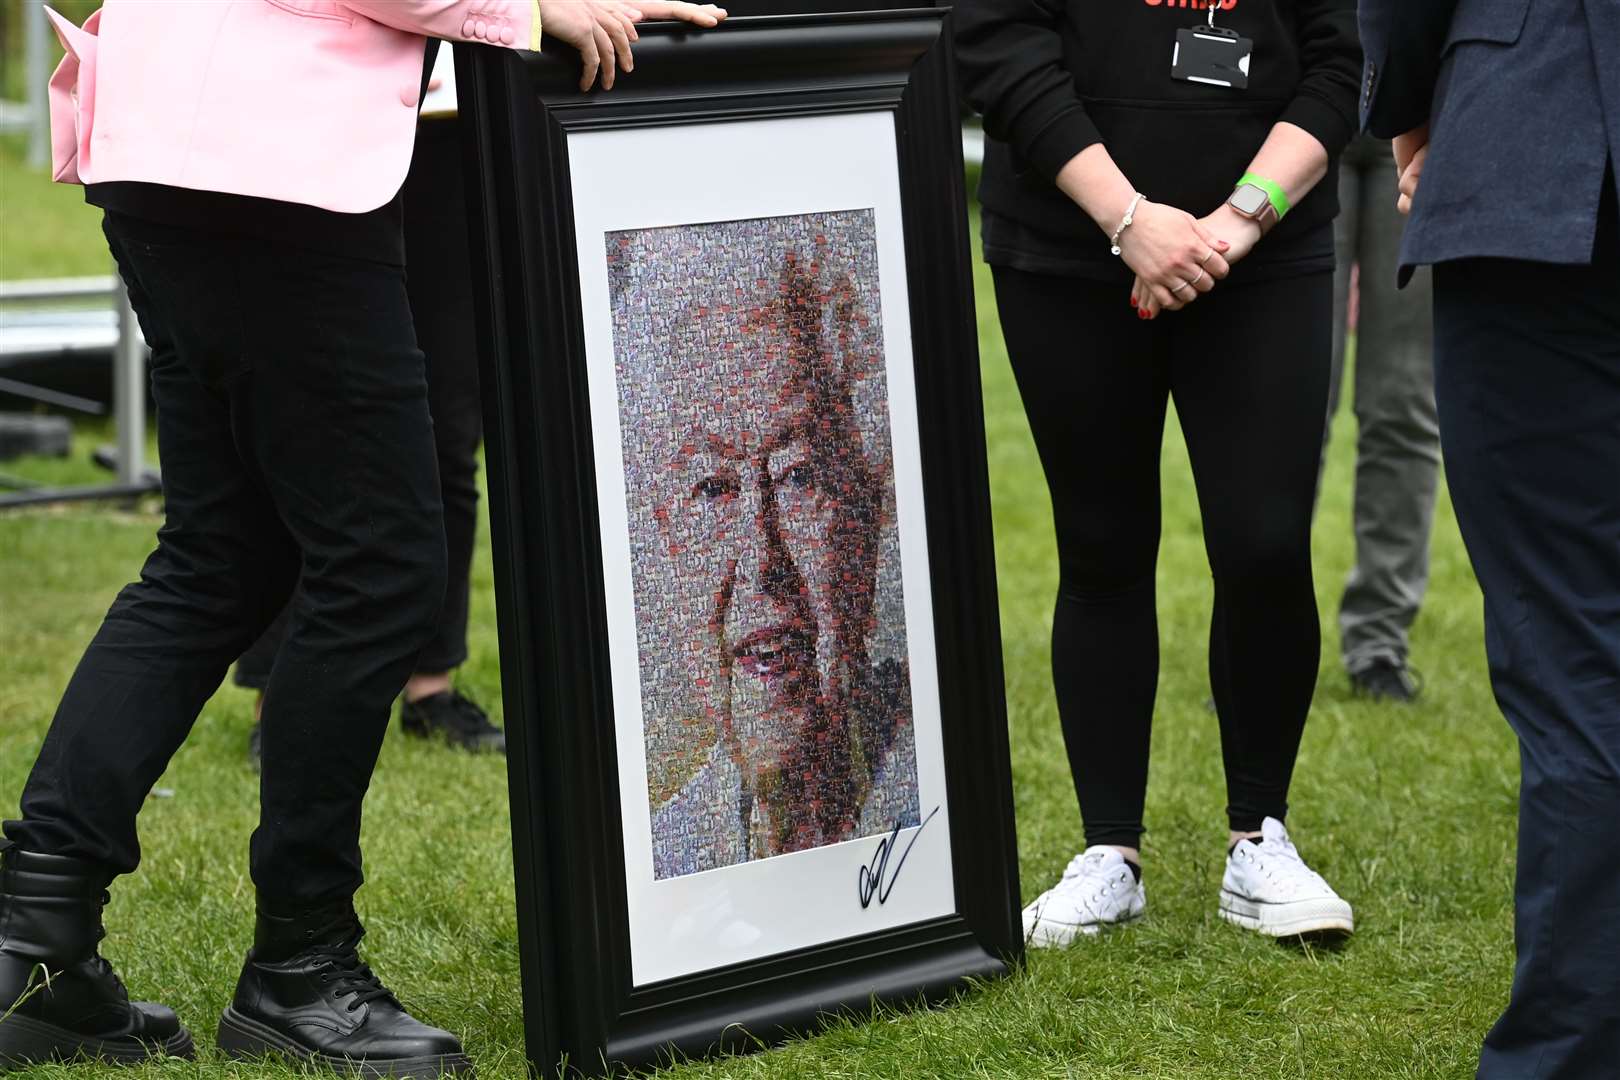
[{"xmin": 956, "ymin": 0, "xmax": 1363, "ymax": 282}]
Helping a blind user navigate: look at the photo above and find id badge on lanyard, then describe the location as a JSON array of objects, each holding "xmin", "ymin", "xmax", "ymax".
[{"xmin": 1171, "ymin": 3, "xmax": 1252, "ymax": 90}]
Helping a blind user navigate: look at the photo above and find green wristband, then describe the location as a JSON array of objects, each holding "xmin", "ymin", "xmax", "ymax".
[{"xmin": 1237, "ymin": 172, "xmax": 1291, "ymax": 219}]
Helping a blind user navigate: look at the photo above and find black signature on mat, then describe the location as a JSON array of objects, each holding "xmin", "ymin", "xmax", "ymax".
[{"xmin": 857, "ymin": 805, "xmax": 941, "ymax": 909}]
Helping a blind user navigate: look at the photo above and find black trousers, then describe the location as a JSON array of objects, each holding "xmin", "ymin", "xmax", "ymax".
[
  {"xmin": 3, "ymin": 212, "xmax": 447, "ymax": 909},
  {"xmin": 235, "ymin": 121, "xmax": 481, "ymax": 689},
  {"xmin": 991, "ymin": 267, "xmax": 1331, "ymax": 848},
  {"xmin": 1444, "ymin": 195, "xmax": 1620, "ymax": 1080}
]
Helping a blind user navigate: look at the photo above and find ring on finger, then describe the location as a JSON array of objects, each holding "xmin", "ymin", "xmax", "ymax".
[
  {"xmin": 1189, "ymin": 268, "xmax": 1208, "ymax": 288},
  {"xmin": 1200, "ymin": 249, "xmax": 1216, "ymax": 267},
  {"xmin": 1171, "ymin": 280, "xmax": 1193, "ymax": 295}
]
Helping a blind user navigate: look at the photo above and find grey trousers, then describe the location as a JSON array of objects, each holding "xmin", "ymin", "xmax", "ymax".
[{"xmin": 1323, "ymin": 134, "xmax": 1441, "ymax": 675}]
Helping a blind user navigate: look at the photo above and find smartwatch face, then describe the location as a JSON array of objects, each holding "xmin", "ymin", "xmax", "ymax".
[{"xmin": 1230, "ymin": 184, "xmax": 1270, "ymax": 217}]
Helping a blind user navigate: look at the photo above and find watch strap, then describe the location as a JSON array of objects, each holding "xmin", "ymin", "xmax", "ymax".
[
  {"xmin": 1252, "ymin": 199, "xmax": 1279, "ymax": 236},
  {"xmin": 1236, "ymin": 172, "xmax": 1290, "ymax": 219}
]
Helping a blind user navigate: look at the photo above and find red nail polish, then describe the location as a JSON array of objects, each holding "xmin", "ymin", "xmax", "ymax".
[{"xmin": 1130, "ymin": 297, "xmax": 1138, "ymax": 308}]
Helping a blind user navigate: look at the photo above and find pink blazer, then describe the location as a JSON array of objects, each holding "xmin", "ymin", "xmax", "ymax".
[{"xmin": 45, "ymin": 1, "xmax": 539, "ymax": 213}]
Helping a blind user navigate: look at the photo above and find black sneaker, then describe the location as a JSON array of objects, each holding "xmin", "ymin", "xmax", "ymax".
[
  {"xmin": 1350, "ymin": 659, "xmax": 1424, "ymax": 703},
  {"xmin": 399, "ymin": 690, "xmax": 505, "ymax": 754}
]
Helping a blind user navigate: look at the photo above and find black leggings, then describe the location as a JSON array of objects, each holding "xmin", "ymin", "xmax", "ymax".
[{"xmin": 991, "ymin": 266, "xmax": 1331, "ymax": 848}]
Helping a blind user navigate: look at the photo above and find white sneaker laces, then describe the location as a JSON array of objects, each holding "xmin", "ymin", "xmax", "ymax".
[
  {"xmin": 1051, "ymin": 850, "xmax": 1135, "ymax": 917},
  {"xmin": 1235, "ymin": 834, "xmax": 1328, "ymax": 898}
]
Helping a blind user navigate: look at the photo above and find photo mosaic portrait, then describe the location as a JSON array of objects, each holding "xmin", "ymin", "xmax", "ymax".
[{"xmin": 606, "ymin": 210, "xmax": 923, "ymax": 880}]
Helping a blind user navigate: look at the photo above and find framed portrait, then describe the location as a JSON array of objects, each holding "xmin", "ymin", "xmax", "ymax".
[{"xmin": 456, "ymin": 9, "xmax": 1018, "ymax": 1076}]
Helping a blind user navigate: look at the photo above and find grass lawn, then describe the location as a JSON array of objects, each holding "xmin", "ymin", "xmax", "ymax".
[
  {"xmin": 0, "ymin": 136, "xmax": 110, "ymax": 280},
  {"xmin": 0, "ymin": 156, "xmax": 1515, "ymax": 1078}
]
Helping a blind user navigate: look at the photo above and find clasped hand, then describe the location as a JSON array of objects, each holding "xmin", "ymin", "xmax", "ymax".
[
  {"xmin": 538, "ymin": 0, "xmax": 726, "ymax": 91},
  {"xmin": 1120, "ymin": 200, "xmax": 1263, "ymax": 319},
  {"xmin": 1393, "ymin": 125, "xmax": 1428, "ymax": 216}
]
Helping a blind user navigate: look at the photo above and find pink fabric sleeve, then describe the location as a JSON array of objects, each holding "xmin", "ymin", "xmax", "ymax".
[{"xmin": 339, "ymin": 1, "xmax": 540, "ymax": 51}]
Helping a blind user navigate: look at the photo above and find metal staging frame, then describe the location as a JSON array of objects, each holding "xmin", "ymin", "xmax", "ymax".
[{"xmin": 0, "ymin": 277, "xmax": 160, "ymax": 510}]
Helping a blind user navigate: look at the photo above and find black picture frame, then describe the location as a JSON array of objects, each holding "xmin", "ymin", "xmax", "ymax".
[{"xmin": 455, "ymin": 11, "xmax": 1019, "ymax": 1076}]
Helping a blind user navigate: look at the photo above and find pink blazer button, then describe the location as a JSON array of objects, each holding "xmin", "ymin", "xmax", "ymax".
[
  {"xmin": 501, "ymin": 26, "xmax": 515, "ymax": 44},
  {"xmin": 475, "ymin": 19, "xmax": 486, "ymax": 37},
  {"xmin": 461, "ymin": 18, "xmax": 475, "ymax": 37}
]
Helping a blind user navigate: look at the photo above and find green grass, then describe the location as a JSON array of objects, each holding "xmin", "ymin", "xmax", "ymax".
[
  {"xmin": 0, "ymin": 134, "xmax": 109, "ymax": 280},
  {"xmin": 0, "ymin": 173, "xmax": 1513, "ymax": 1077}
]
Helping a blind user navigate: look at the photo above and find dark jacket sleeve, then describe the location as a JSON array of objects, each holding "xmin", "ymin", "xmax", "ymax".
[
  {"xmin": 1358, "ymin": 0, "xmax": 1462, "ymax": 136},
  {"xmin": 953, "ymin": 0, "xmax": 1101, "ymax": 181},
  {"xmin": 1277, "ymin": 0, "xmax": 1364, "ymax": 157}
]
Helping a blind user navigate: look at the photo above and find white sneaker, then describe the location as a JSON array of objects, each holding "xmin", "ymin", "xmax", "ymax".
[
  {"xmin": 1022, "ymin": 846, "xmax": 1146, "ymax": 947},
  {"xmin": 1219, "ymin": 817, "xmax": 1354, "ymax": 937}
]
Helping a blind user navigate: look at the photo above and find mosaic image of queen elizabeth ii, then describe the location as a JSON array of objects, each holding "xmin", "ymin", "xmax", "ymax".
[{"xmin": 606, "ymin": 209, "xmax": 922, "ymax": 880}]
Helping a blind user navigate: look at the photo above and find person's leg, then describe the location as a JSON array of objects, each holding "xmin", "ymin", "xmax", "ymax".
[
  {"xmin": 6, "ymin": 216, "xmax": 297, "ymax": 872},
  {"xmin": 1170, "ymin": 272, "xmax": 1352, "ymax": 937},
  {"xmin": 235, "ymin": 123, "xmax": 493, "ymax": 763},
  {"xmin": 1172, "ymin": 273, "xmax": 1331, "ymax": 836},
  {"xmin": 1434, "ymin": 238, "xmax": 1620, "ymax": 1078},
  {"xmin": 394, "ymin": 121, "xmax": 504, "ymax": 754},
  {"xmin": 2, "ymin": 212, "xmax": 299, "ymax": 1065},
  {"xmin": 991, "ymin": 266, "xmax": 1164, "ymax": 944},
  {"xmin": 234, "ymin": 245, "xmax": 448, "ymax": 911},
  {"xmin": 991, "ymin": 268, "xmax": 1169, "ymax": 855},
  {"xmin": 187, "ymin": 228, "xmax": 471, "ymax": 1075},
  {"xmin": 404, "ymin": 120, "xmax": 481, "ymax": 689},
  {"xmin": 1339, "ymin": 142, "xmax": 1441, "ymax": 693}
]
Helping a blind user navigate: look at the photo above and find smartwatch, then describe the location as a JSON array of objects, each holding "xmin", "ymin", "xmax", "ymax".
[{"xmin": 1228, "ymin": 173, "xmax": 1289, "ymax": 235}]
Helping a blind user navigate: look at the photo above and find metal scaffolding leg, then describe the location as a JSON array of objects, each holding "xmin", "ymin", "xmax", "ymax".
[
  {"xmin": 0, "ymin": 277, "xmax": 161, "ymax": 510},
  {"xmin": 114, "ymin": 284, "xmax": 147, "ymax": 486},
  {"xmin": 26, "ymin": 2, "xmax": 50, "ymax": 170}
]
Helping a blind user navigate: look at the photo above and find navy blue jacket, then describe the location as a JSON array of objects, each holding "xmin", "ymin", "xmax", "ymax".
[{"xmin": 1359, "ymin": 0, "xmax": 1620, "ymax": 278}]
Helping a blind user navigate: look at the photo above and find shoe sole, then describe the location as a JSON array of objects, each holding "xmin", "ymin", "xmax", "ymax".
[
  {"xmin": 217, "ymin": 1006, "xmax": 475, "ymax": 1079},
  {"xmin": 1017, "ymin": 893, "xmax": 1146, "ymax": 945},
  {"xmin": 0, "ymin": 1012, "xmax": 194, "ymax": 1069},
  {"xmin": 1350, "ymin": 687, "xmax": 1418, "ymax": 704},
  {"xmin": 400, "ymin": 719, "xmax": 505, "ymax": 755},
  {"xmin": 1023, "ymin": 919, "xmax": 1140, "ymax": 952},
  {"xmin": 1218, "ymin": 889, "xmax": 1354, "ymax": 938}
]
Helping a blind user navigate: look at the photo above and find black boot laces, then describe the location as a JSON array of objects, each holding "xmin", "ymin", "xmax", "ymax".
[
  {"xmin": 310, "ymin": 936, "xmax": 398, "ymax": 1014},
  {"xmin": 27, "ymin": 892, "xmax": 133, "ymax": 1027},
  {"xmin": 89, "ymin": 890, "xmax": 129, "ymax": 1000}
]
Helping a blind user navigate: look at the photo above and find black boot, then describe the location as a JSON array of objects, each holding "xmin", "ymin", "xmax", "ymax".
[
  {"xmin": 217, "ymin": 901, "xmax": 473, "ymax": 1078},
  {"xmin": 0, "ymin": 842, "xmax": 193, "ymax": 1068}
]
